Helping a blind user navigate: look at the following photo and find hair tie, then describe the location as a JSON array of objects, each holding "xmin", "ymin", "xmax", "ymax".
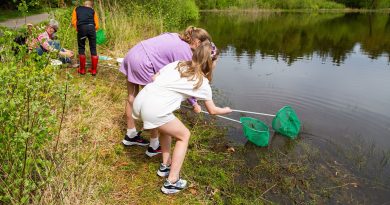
[
  {"xmin": 187, "ymin": 26, "xmax": 194, "ymax": 37},
  {"xmin": 211, "ymin": 42, "xmax": 217, "ymax": 59}
]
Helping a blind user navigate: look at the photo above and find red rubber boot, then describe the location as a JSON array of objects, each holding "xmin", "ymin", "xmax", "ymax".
[
  {"xmin": 77, "ymin": 55, "xmax": 86, "ymax": 75},
  {"xmin": 89, "ymin": 55, "xmax": 99, "ymax": 76}
]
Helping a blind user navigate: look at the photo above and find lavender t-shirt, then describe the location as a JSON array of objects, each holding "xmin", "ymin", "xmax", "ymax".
[{"xmin": 119, "ymin": 33, "xmax": 192, "ymax": 85}]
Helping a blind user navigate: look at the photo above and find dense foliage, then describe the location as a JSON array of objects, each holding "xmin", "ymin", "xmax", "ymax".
[
  {"xmin": 0, "ymin": 28, "xmax": 66, "ymax": 203},
  {"xmin": 334, "ymin": 0, "xmax": 390, "ymax": 8},
  {"xmin": 116, "ymin": 0, "xmax": 199, "ymax": 29}
]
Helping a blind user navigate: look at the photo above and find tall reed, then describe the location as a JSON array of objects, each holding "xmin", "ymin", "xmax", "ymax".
[{"xmin": 103, "ymin": 1, "xmax": 163, "ymax": 56}]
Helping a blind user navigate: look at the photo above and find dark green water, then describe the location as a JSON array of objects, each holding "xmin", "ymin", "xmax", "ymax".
[{"xmin": 197, "ymin": 12, "xmax": 390, "ymax": 203}]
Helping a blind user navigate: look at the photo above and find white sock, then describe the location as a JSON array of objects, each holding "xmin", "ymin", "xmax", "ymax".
[
  {"xmin": 150, "ymin": 137, "xmax": 159, "ymax": 150},
  {"xmin": 126, "ymin": 128, "xmax": 137, "ymax": 138}
]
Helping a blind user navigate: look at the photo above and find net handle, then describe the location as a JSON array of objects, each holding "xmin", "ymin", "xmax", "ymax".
[
  {"xmin": 201, "ymin": 110, "xmax": 241, "ymax": 123},
  {"xmin": 181, "ymin": 105, "xmax": 241, "ymax": 123},
  {"xmin": 231, "ymin": 109, "xmax": 275, "ymax": 117}
]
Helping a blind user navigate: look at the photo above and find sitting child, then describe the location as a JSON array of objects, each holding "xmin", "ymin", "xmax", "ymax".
[{"xmin": 36, "ymin": 19, "xmax": 74, "ymax": 64}]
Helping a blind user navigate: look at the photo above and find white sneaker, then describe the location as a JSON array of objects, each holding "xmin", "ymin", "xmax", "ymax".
[
  {"xmin": 161, "ymin": 178, "xmax": 187, "ymax": 194},
  {"xmin": 157, "ymin": 163, "xmax": 170, "ymax": 177}
]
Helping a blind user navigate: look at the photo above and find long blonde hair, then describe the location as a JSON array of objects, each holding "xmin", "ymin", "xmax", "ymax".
[
  {"xmin": 179, "ymin": 26, "xmax": 211, "ymax": 45},
  {"xmin": 177, "ymin": 41, "xmax": 219, "ymax": 89}
]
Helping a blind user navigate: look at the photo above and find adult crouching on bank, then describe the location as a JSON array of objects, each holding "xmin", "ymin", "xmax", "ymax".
[{"xmin": 71, "ymin": 0, "xmax": 99, "ymax": 75}]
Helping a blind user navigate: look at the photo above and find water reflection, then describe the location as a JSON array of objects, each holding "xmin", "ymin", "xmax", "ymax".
[
  {"xmin": 199, "ymin": 12, "xmax": 390, "ymax": 65},
  {"xmin": 196, "ymin": 12, "xmax": 390, "ymax": 197}
]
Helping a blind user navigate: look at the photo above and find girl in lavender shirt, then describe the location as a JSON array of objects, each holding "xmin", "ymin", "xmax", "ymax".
[{"xmin": 120, "ymin": 26, "xmax": 212, "ymax": 157}]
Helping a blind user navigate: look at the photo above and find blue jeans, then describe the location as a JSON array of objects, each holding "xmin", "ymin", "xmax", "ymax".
[{"xmin": 36, "ymin": 41, "xmax": 71, "ymax": 64}]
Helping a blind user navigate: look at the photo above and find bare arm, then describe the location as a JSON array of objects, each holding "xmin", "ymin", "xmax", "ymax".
[
  {"xmin": 59, "ymin": 49, "xmax": 74, "ymax": 58},
  {"xmin": 204, "ymin": 100, "xmax": 232, "ymax": 115},
  {"xmin": 94, "ymin": 11, "xmax": 99, "ymax": 30},
  {"xmin": 192, "ymin": 102, "xmax": 201, "ymax": 113},
  {"xmin": 186, "ymin": 97, "xmax": 202, "ymax": 113},
  {"xmin": 71, "ymin": 8, "xmax": 78, "ymax": 29}
]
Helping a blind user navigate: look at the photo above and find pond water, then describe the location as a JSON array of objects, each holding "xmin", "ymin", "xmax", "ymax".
[{"xmin": 197, "ymin": 12, "xmax": 390, "ymax": 202}]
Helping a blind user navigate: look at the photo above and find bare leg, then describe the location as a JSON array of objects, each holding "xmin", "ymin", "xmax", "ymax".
[
  {"xmin": 125, "ymin": 82, "xmax": 159, "ymax": 151},
  {"xmin": 159, "ymin": 133, "xmax": 171, "ymax": 165},
  {"xmin": 158, "ymin": 118, "xmax": 190, "ymax": 182},
  {"xmin": 150, "ymin": 128, "xmax": 159, "ymax": 139},
  {"xmin": 125, "ymin": 81, "xmax": 139, "ymax": 130},
  {"xmin": 125, "ymin": 82, "xmax": 158, "ymax": 138},
  {"xmin": 151, "ymin": 129, "xmax": 159, "ymax": 137}
]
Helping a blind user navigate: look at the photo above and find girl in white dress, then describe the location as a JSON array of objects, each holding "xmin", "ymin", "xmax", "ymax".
[{"xmin": 132, "ymin": 41, "xmax": 232, "ymax": 194}]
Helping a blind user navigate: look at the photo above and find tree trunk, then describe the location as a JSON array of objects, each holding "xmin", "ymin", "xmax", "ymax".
[{"xmin": 58, "ymin": 0, "xmax": 65, "ymax": 8}]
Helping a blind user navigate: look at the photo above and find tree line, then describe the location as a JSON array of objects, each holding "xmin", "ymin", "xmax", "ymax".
[
  {"xmin": 1, "ymin": 0, "xmax": 390, "ymax": 10},
  {"xmin": 195, "ymin": 0, "xmax": 390, "ymax": 9}
]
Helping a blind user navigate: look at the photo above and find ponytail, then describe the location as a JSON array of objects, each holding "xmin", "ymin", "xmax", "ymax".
[{"xmin": 179, "ymin": 26, "xmax": 212, "ymax": 45}]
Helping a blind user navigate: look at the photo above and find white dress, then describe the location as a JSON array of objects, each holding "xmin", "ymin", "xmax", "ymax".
[{"xmin": 132, "ymin": 61, "xmax": 212, "ymax": 129}]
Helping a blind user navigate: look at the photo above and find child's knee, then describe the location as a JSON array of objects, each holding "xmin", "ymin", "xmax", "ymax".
[{"xmin": 182, "ymin": 129, "xmax": 191, "ymax": 142}]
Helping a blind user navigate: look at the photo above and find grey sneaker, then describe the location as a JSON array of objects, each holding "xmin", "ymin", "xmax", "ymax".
[
  {"xmin": 157, "ymin": 163, "xmax": 170, "ymax": 177},
  {"xmin": 161, "ymin": 178, "xmax": 187, "ymax": 194}
]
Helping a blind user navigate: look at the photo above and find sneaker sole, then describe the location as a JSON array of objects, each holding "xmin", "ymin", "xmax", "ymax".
[
  {"xmin": 145, "ymin": 150, "xmax": 162, "ymax": 157},
  {"xmin": 161, "ymin": 186, "xmax": 185, "ymax": 194},
  {"xmin": 157, "ymin": 170, "xmax": 169, "ymax": 177},
  {"xmin": 122, "ymin": 140, "xmax": 149, "ymax": 147}
]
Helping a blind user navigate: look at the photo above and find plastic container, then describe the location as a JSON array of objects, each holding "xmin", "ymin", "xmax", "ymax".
[
  {"xmin": 240, "ymin": 117, "xmax": 270, "ymax": 147},
  {"xmin": 99, "ymin": 55, "xmax": 112, "ymax": 60}
]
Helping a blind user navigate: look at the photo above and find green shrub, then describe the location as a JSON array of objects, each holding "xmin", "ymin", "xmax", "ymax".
[
  {"xmin": 318, "ymin": 0, "xmax": 346, "ymax": 9},
  {"xmin": 0, "ymin": 28, "xmax": 64, "ymax": 204},
  {"xmin": 139, "ymin": 0, "xmax": 199, "ymax": 29}
]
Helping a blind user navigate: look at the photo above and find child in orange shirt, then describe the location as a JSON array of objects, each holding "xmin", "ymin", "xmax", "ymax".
[{"xmin": 71, "ymin": 0, "xmax": 99, "ymax": 75}]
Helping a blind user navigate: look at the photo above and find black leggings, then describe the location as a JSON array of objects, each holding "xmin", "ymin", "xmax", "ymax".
[{"xmin": 77, "ymin": 24, "xmax": 97, "ymax": 56}]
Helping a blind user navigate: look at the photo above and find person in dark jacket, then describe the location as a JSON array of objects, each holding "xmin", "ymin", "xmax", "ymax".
[{"xmin": 71, "ymin": 0, "xmax": 99, "ymax": 75}]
